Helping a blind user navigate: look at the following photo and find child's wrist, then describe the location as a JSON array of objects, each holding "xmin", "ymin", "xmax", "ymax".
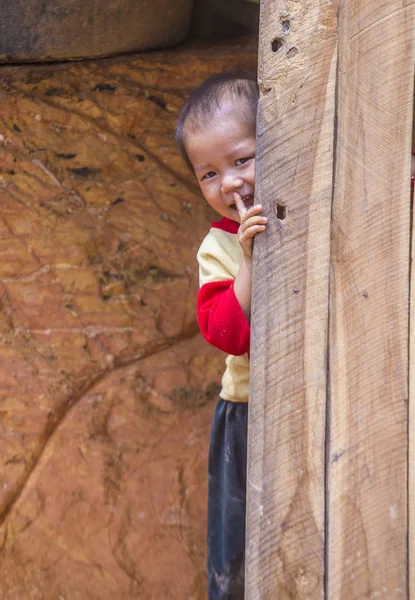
[{"xmin": 242, "ymin": 253, "xmax": 253, "ymax": 266}]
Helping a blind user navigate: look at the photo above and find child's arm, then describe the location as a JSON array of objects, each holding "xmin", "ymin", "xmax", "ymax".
[
  {"xmin": 233, "ymin": 193, "xmax": 267, "ymax": 323},
  {"xmin": 197, "ymin": 241, "xmax": 251, "ymax": 356},
  {"xmin": 196, "ymin": 196, "xmax": 266, "ymax": 355}
]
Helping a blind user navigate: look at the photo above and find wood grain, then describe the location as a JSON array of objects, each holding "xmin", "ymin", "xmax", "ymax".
[
  {"xmin": 246, "ymin": 1, "xmax": 338, "ymax": 597},
  {"xmin": 408, "ymin": 109, "xmax": 415, "ymax": 590},
  {"xmin": 411, "ymin": 102, "xmax": 415, "ymax": 600},
  {"xmin": 328, "ymin": 1, "xmax": 415, "ymax": 598}
]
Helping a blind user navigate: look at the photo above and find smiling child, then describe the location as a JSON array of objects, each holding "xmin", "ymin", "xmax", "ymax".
[{"xmin": 176, "ymin": 72, "xmax": 267, "ymax": 600}]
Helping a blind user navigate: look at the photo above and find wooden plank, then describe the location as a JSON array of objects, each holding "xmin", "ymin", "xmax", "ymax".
[
  {"xmin": 328, "ymin": 1, "xmax": 415, "ymax": 598},
  {"xmin": 245, "ymin": 0, "xmax": 338, "ymax": 597},
  {"xmin": 408, "ymin": 68, "xmax": 415, "ymax": 600}
]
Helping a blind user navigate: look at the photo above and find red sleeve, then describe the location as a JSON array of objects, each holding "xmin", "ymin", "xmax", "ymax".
[{"xmin": 197, "ymin": 279, "xmax": 250, "ymax": 356}]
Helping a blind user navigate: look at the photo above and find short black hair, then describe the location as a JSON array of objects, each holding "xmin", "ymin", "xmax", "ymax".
[{"xmin": 176, "ymin": 71, "xmax": 259, "ymax": 170}]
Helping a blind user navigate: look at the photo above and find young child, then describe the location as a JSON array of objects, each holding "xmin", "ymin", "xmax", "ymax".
[{"xmin": 176, "ymin": 72, "xmax": 267, "ymax": 599}]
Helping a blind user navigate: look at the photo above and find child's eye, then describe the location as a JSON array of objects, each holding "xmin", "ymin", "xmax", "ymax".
[
  {"xmin": 235, "ymin": 156, "xmax": 254, "ymax": 167},
  {"xmin": 201, "ymin": 171, "xmax": 216, "ymax": 181}
]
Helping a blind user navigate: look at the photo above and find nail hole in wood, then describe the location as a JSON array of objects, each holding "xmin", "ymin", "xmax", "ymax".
[
  {"xmin": 275, "ymin": 203, "xmax": 286, "ymax": 220},
  {"xmin": 271, "ymin": 38, "xmax": 284, "ymax": 53},
  {"xmin": 281, "ymin": 19, "xmax": 290, "ymax": 33},
  {"xmin": 287, "ymin": 47, "xmax": 298, "ymax": 58}
]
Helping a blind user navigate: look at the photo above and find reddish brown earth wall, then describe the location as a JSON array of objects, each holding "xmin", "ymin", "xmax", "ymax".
[{"xmin": 0, "ymin": 40, "xmax": 256, "ymax": 599}]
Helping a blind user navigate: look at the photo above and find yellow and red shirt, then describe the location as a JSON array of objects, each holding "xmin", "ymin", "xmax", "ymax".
[{"xmin": 197, "ymin": 217, "xmax": 250, "ymax": 403}]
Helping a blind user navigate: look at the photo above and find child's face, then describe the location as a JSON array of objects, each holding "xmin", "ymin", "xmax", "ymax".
[{"xmin": 185, "ymin": 112, "xmax": 256, "ymax": 223}]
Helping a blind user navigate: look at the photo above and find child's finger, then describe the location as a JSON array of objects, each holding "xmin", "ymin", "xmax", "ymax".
[
  {"xmin": 240, "ymin": 224, "xmax": 266, "ymax": 241},
  {"xmin": 240, "ymin": 214, "xmax": 267, "ymax": 232},
  {"xmin": 233, "ymin": 193, "xmax": 247, "ymax": 221},
  {"xmin": 243, "ymin": 223, "xmax": 267, "ymax": 237},
  {"xmin": 241, "ymin": 204, "xmax": 264, "ymax": 227}
]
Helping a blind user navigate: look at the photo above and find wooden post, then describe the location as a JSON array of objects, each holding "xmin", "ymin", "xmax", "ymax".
[
  {"xmin": 328, "ymin": 1, "xmax": 414, "ymax": 596},
  {"xmin": 247, "ymin": 0, "xmax": 337, "ymax": 596},
  {"xmin": 247, "ymin": 0, "xmax": 415, "ymax": 598},
  {"xmin": 411, "ymin": 117, "xmax": 415, "ymax": 599}
]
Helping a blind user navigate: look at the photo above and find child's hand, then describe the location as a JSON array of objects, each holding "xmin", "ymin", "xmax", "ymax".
[{"xmin": 234, "ymin": 192, "xmax": 267, "ymax": 259}]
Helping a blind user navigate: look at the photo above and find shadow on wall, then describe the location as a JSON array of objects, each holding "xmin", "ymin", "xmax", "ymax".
[{"xmin": 191, "ymin": 0, "xmax": 260, "ymax": 41}]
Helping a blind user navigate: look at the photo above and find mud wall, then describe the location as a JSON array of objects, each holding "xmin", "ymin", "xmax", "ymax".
[{"xmin": 0, "ymin": 39, "xmax": 257, "ymax": 599}]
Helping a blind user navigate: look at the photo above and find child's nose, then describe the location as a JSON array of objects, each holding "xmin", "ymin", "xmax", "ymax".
[{"xmin": 221, "ymin": 176, "xmax": 243, "ymax": 195}]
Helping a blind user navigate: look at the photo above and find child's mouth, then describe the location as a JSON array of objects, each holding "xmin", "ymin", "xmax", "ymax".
[
  {"xmin": 242, "ymin": 194, "xmax": 254, "ymax": 208},
  {"xmin": 229, "ymin": 194, "xmax": 254, "ymax": 212}
]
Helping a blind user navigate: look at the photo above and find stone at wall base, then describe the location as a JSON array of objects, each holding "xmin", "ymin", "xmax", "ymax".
[{"xmin": 0, "ymin": 0, "xmax": 194, "ymax": 62}]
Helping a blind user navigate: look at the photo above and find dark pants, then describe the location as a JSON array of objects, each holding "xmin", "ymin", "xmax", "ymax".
[{"xmin": 207, "ymin": 398, "xmax": 248, "ymax": 600}]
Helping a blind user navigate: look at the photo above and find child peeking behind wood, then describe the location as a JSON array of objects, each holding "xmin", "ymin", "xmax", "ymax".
[{"xmin": 176, "ymin": 72, "xmax": 266, "ymax": 600}]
